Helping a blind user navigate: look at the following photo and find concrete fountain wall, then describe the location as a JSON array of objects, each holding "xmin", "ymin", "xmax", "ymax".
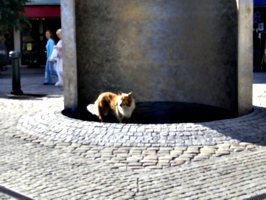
[{"xmin": 61, "ymin": 0, "xmax": 253, "ymax": 120}]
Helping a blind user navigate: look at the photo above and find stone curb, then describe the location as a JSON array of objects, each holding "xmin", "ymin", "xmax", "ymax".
[{"xmin": 17, "ymin": 107, "xmax": 266, "ymax": 147}]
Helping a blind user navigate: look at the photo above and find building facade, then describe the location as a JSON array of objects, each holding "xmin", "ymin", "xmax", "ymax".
[
  {"xmin": 254, "ymin": 0, "xmax": 266, "ymax": 70},
  {"xmin": 16, "ymin": 0, "xmax": 61, "ymax": 66}
]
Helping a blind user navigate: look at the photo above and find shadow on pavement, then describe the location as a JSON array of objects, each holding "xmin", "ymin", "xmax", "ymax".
[
  {"xmin": 65, "ymin": 102, "xmax": 238, "ymax": 124},
  {"xmin": 0, "ymin": 67, "xmax": 63, "ymax": 97},
  {"xmin": 253, "ymin": 72, "xmax": 266, "ymax": 84},
  {"xmin": 63, "ymin": 102, "xmax": 266, "ymax": 147}
]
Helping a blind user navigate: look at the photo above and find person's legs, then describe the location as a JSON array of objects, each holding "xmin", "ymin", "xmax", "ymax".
[
  {"xmin": 55, "ymin": 64, "xmax": 59, "ymax": 86},
  {"xmin": 60, "ymin": 70, "xmax": 63, "ymax": 85},
  {"xmin": 55, "ymin": 59, "xmax": 63, "ymax": 87},
  {"xmin": 55, "ymin": 71, "xmax": 63, "ymax": 86},
  {"xmin": 49, "ymin": 61, "xmax": 57, "ymax": 78},
  {"xmin": 44, "ymin": 60, "xmax": 52, "ymax": 84}
]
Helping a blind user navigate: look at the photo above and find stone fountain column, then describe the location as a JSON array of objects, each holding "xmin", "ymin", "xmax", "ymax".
[{"xmin": 61, "ymin": 0, "xmax": 253, "ymax": 119}]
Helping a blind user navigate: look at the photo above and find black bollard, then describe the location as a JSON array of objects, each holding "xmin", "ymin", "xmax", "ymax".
[{"xmin": 9, "ymin": 51, "xmax": 23, "ymax": 95}]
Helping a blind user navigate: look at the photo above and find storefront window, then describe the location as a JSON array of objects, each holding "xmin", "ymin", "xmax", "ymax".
[
  {"xmin": 254, "ymin": 7, "xmax": 266, "ymax": 71},
  {"xmin": 21, "ymin": 18, "xmax": 61, "ymax": 67},
  {"xmin": 0, "ymin": 25, "xmax": 14, "ymax": 54}
]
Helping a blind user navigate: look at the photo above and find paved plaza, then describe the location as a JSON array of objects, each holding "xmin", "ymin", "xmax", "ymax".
[{"xmin": 0, "ymin": 66, "xmax": 266, "ymax": 199}]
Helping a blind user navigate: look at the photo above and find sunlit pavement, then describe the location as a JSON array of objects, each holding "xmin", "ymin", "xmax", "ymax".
[{"xmin": 0, "ymin": 68, "xmax": 266, "ymax": 199}]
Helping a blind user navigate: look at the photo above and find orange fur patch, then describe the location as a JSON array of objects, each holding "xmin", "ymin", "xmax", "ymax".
[{"xmin": 91, "ymin": 91, "xmax": 135, "ymax": 123}]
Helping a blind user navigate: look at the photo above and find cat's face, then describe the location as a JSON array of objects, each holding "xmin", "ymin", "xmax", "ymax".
[{"xmin": 118, "ymin": 92, "xmax": 133, "ymax": 107}]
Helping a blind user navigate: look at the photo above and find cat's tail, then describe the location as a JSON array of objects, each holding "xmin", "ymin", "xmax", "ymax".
[{"xmin": 87, "ymin": 104, "xmax": 98, "ymax": 116}]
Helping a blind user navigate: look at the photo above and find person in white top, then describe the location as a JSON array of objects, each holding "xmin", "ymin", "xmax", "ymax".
[{"xmin": 49, "ymin": 29, "xmax": 63, "ymax": 87}]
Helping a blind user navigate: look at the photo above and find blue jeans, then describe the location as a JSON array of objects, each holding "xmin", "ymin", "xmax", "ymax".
[{"xmin": 44, "ymin": 60, "xmax": 57, "ymax": 83}]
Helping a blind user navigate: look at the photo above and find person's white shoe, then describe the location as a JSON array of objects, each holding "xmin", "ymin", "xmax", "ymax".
[{"xmin": 55, "ymin": 82, "xmax": 63, "ymax": 87}]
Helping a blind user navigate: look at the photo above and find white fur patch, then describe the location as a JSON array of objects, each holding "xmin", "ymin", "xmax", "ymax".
[
  {"xmin": 117, "ymin": 98, "xmax": 135, "ymax": 119},
  {"xmin": 87, "ymin": 104, "xmax": 98, "ymax": 116}
]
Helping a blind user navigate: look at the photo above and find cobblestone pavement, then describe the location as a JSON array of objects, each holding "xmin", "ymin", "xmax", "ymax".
[
  {"xmin": 0, "ymin": 68, "xmax": 266, "ymax": 199},
  {"xmin": 17, "ymin": 106, "xmax": 266, "ymax": 147},
  {"xmin": 0, "ymin": 193, "xmax": 14, "ymax": 200}
]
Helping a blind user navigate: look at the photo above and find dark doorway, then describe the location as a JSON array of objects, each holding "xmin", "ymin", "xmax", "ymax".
[{"xmin": 21, "ymin": 18, "xmax": 61, "ymax": 67}]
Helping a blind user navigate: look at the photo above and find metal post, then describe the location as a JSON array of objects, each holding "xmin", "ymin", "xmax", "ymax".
[{"xmin": 9, "ymin": 51, "xmax": 23, "ymax": 95}]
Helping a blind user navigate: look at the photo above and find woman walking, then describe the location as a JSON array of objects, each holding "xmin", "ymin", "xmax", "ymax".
[
  {"xmin": 49, "ymin": 29, "xmax": 63, "ymax": 87},
  {"xmin": 44, "ymin": 30, "xmax": 56, "ymax": 85}
]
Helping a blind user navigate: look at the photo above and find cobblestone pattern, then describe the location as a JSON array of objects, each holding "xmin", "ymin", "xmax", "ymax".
[
  {"xmin": 0, "ymin": 71, "xmax": 266, "ymax": 199},
  {"xmin": 134, "ymin": 148, "xmax": 266, "ymax": 200},
  {"xmin": 17, "ymin": 106, "xmax": 266, "ymax": 147},
  {"xmin": 11, "ymin": 133, "xmax": 262, "ymax": 171},
  {"xmin": 0, "ymin": 99, "xmax": 265, "ymax": 200},
  {"xmin": 1, "ymin": 128, "xmax": 266, "ymax": 199},
  {"xmin": 0, "ymin": 193, "xmax": 15, "ymax": 200},
  {"xmin": 0, "ymin": 96, "xmax": 259, "ymax": 171},
  {"xmin": 0, "ymin": 131, "xmax": 138, "ymax": 200}
]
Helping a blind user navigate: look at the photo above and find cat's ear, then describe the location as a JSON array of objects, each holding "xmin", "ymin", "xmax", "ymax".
[
  {"xmin": 118, "ymin": 91, "xmax": 122, "ymax": 95},
  {"xmin": 128, "ymin": 92, "xmax": 133, "ymax": 97}
]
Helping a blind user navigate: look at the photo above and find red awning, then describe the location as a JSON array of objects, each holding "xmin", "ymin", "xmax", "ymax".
[{"xmin": 24, "ymin": 6, "xmax": 61, "ymax": 18}]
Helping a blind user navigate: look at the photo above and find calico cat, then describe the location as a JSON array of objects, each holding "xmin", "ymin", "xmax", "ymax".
[{"xmin": 87, "ymin": 92, "xmax": 135, "ymax": 123}]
